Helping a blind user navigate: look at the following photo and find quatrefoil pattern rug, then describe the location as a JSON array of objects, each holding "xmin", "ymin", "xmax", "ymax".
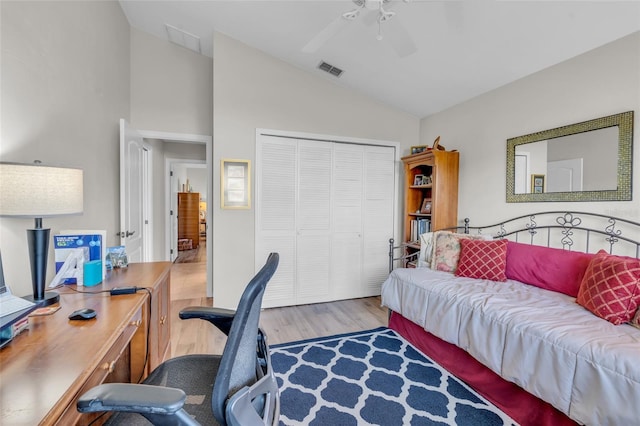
[{"xmin": 271, "ymin": 327, "xmax": 518, "ymax": 426}]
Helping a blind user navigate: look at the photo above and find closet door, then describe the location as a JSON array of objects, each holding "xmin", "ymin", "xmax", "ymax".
[
  {"xmin": 362, "ymin": 145, "xmax": 396, "ymax": 295},
  {"xmin": 256, "ymin": 134, "xmax": 396, "ymax": 307},
  {"xmin": 331, "ymin": 144, "xmax": 363, "ymax": 299},
  {"xmin": 296, "ymin": 141, "xmax": 333, "ymax": 304},
  {"xmin": 255, "ymin": 136, "xmax": 297, "ymax": 307}
]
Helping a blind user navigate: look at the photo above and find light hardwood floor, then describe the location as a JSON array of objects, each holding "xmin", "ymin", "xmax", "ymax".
[{"xmin": 170, "ymin": 243, "xmax": 388, "ymax": 357}]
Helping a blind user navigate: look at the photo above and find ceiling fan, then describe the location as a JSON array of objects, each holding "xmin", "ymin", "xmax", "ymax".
[{"xmin": 303, "ymin": 0, "xmax": 417, "ymax": 58}]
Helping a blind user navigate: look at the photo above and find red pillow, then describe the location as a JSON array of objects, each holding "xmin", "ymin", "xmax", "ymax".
[
  {"xmin": 505, "ymin": 242, "xmax": 594, "ymax": 296},
  {"xmin": 576, "ymin": 251, "xmax": 640, "ymax": 325},
  {"xmin": 455, "ymin": 239, "xmax": 508, "ymax": 282}
]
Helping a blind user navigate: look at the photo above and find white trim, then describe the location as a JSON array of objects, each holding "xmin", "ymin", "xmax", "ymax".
[
  {"xmin": 142, "ymin": 142, "xmax": 153, "ymax": 262},
  {"xmin": 139, "ymin": 130, "xmax": 211, "ymax": 145},
  {"xmin": 256, "ymin": 128, "xmax": 399, "ymax": 149}
]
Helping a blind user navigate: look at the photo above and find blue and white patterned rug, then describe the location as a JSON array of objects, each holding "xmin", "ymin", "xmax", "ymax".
[{"xmin": 271, "ymin": 327, "xmax": 518, "ymax": 426}]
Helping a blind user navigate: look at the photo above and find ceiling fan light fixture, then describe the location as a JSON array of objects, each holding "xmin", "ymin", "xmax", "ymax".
[
  {"xmin": 365, "ymin": 0, "xmax": 383, "ymax": 10},
  {"xmin": 378, "ymin": 9, "xmax": 395, "ymax": 23},
  {"xmin": 343, "ymin": 9, "xmax": 361, "ymax": 20}
]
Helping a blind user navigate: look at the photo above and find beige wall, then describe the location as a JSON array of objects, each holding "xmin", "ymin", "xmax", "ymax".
[
  {"xmin": 130, "ymin": 28, "xmax": 213, "ymax": 136},
  {"xmin": 420, "ymin": 32, "xmax": 640, "ymax": 227},
  {"xmin": 0, "ymin": 1, "xmax": 130, "ymax": 297},
  {"xmin": 212, "ymin": 32, "xmax": 420, "ymax": 308}
]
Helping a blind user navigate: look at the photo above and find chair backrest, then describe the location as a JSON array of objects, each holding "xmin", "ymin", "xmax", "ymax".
[{"xmin": 212, "ymin": 253, "xmax": 279, "ymax": 425}]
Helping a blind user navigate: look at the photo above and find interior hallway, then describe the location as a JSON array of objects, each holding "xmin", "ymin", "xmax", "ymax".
[{"xmin": 169, "ymin": 242, "xmax": 387, "ymax": 357}]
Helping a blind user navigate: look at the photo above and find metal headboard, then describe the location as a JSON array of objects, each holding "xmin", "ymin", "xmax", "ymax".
[{"xmin": 389, "ymin": 211, "xmax": 640, "ymax": 272}]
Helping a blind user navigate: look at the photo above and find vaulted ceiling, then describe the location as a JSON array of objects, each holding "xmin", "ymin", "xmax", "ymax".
[{"xmin": 119, "ymin": 1, "xmax": 640, "ymax": 117}]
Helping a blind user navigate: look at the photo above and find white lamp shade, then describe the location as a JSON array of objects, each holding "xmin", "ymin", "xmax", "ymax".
[{"xmin": 0, "ymin": 163, "xmax": 83, "ymax": 217}]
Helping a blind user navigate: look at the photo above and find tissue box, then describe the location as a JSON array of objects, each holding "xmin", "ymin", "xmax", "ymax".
[{"xmin": 83, "ymin": 260, "xmax": 102, "ymax": 287}]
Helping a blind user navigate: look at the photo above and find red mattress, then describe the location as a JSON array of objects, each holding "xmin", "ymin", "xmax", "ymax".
[{"xmin": 389, "ymin": 312, "xmax": 578, "ymax": 426}]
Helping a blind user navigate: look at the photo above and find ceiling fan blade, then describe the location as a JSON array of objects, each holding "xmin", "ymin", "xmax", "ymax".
[
  {"xmin": 302, "ymin": 14, "xmax": 350, "ymax": 53},
  {"xmin": 385, "ymin": 19, "xmax": 417, "ymax": 58}
]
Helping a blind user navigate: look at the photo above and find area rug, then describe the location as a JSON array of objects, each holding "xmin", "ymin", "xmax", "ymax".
[{"xmin": 271, "ymin": 327, "xmax": 518, "ymax": 426}]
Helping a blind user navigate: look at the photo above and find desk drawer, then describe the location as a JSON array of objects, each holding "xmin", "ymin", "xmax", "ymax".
[{"xmin": 55, "ymin": 308, "xmax": 143, "ymax": 426}]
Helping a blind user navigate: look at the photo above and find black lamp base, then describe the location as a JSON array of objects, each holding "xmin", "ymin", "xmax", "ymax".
[{"xmin": 24, "ymin": 291, "xmax": 60, "ymax": 307}]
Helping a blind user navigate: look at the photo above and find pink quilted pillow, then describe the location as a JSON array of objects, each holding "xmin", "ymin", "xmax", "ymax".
[
  {"xmin": 455, "ymin": 239, "xmax": 508, "ymax": 281},
  {"xmin": 505, "ymin": 241, "xmax": 595, "ymax": 296},
  {"xmin": 576, "ymin": 251, "xmax": 640, "ymax": 325}
]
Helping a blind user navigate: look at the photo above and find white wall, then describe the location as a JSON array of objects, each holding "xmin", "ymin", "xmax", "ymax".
[
  {"xmin": 0, "ymin": 1, "xmax": 130, "ymax": 297},
  {"xmin": 212, "ymin": 32, "xmax": 420, "ymax": 308},
  {"xmin": 186, "ymin": 167, "xmax": 207, "ymax": 197},
  {"xmin": 130, "ymin": 28, "xmax": 211, "ymax": 262},
  {"xmin": 420, "ymin": 32, "xmax": 640, "ymax": 227},
  {"xmin": 130, "ymin": 28, "xmax": 213, "ymax": 136}
]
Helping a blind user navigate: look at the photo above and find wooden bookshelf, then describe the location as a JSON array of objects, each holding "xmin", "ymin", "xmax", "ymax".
[{"xmin": 401, "ymin": 150, "xmax": 459, "ymax": 263}]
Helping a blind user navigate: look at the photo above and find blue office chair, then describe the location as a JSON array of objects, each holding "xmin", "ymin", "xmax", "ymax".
[{"xmin": 77, "ymin": 253, "xmax": 280, "ymax": 426}]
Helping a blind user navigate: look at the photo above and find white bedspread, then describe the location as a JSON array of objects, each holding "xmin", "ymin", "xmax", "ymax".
[{"xmin": 381, "ymin": 268, "xmax": 640, "ymax": 426}]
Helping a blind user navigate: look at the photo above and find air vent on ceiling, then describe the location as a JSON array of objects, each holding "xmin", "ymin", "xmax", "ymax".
[
  {"xmin": 318, "ymin": 61, "xmax": 344, "ymax": 78},
  {"xmin": 165, "ymin": 24, "xmax": 201, "ymax": 54}
]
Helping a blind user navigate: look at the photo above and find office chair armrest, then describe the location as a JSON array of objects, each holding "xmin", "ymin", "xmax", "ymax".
[
  {"xmin": 226, "ymin": 373, "xmax": 280, "ymax": 426},
  {"xmin": 77, "ymin": 383, "xmax": 186, "ymax": 415},
  {"xmin": 179, "ymin": 306, "xmax": 236, "ymax": 335}
]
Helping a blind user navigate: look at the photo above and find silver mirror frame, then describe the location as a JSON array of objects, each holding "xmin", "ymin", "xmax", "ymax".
[{"xmin": 506, "ymin": 111, "xmax": 634, "ymax": 202}]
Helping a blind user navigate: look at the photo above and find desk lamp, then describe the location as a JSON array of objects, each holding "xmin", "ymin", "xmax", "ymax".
[{"xmin": 0, "ymin": 162, "xmax": 83, "ymax": 306}]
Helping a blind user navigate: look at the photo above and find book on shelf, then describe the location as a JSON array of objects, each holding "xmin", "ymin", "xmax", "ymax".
[{"xmin": 410, "ymin": 218, "xmax": 431, "ymax": 242}]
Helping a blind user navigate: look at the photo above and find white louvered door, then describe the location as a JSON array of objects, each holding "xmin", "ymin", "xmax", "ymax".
[
  {"xmin": 363, "ymin": 146, "xmax": 396, "ymax": 295},
  {"xmin": 256, "ymin": 133, "xmax": 395, "ymax": 307},
  {"xmin": 296, "ymin": 141, "xmax": 332, "ymax": 304},
  {"xmin": 255, "ymin": 136, "xmax": 297, "ymax": 307},
  {"xmin": 332, "ymin": 144, "xmax": 364, "ymax": 300}
]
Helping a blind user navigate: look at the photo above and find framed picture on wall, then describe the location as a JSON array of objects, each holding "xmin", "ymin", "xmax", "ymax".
[
  {"xmin": 531, "ymin": 174, "xmax": 545, "ymax": 194},
  {"xmin": 221, "ymin": 159, "xmax": 251, "ymax": 209}
]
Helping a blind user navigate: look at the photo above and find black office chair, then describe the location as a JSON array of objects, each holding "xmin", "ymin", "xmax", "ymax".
[{"xmin": 77, "ymin": 253, "xmax": 280, "ymax": 426}]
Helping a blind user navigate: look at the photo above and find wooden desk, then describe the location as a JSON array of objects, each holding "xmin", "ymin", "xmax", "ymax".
[{"xmin": 0, "ymin": 262, "xmax": 171, "ymax": 425}]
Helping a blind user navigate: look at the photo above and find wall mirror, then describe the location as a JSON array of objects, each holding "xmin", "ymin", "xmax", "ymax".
[{"xmin": 506, "ymin": 111, "xmax": 633, "ymax": 202}]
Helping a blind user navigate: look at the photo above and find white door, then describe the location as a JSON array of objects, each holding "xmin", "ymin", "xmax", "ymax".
[
  {"xmin": 362, "ymin": 145, "xmax": 396, "ymax": 295},
  {"xmin": 120, "ymin": 119, "xmax": 148, "ymax": 263},
  {"xmin": 547, "ymin": 158, "xmax": 583, "ymax": 192},
  {"xmin": 514, "ymin": 152, "xmax": 530, "ymax": 194},
  {"xmin": 255, "ymin": 133, "xmax": 396, "ymax": 307},
  {"xmin": 331, "ymin": 144, "xmax": 363, "ymax": 300},
  {"xmin": 296, "ymin": 141, "xmax": 332, "ymax": 304},
  {"xmin": 255, "ymin": 136, "xmax": 297, "ymax": 307}
]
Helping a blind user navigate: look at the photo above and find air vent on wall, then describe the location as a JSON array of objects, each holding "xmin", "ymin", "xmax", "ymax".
[
  {"xmin": 317, "ymin": 61, "xmax": 344, "ymax": 78},
  {"xmin": 165, "ymin": 24, "xmax": 201, "ymax": 54}
]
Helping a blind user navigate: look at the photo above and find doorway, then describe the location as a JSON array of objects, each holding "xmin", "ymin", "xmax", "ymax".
[
  {"xmin": 167, "ymin": 160, "xmax": 206, "ymax": 262},
  {"xmin": 137, "ymin": 129, "xmax": 213, "ymax": 298}
]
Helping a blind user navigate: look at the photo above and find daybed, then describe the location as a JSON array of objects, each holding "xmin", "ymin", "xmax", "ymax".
[{"xmin": 381, "ymin": 211, "xmax": 640, "ymax": 426}]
